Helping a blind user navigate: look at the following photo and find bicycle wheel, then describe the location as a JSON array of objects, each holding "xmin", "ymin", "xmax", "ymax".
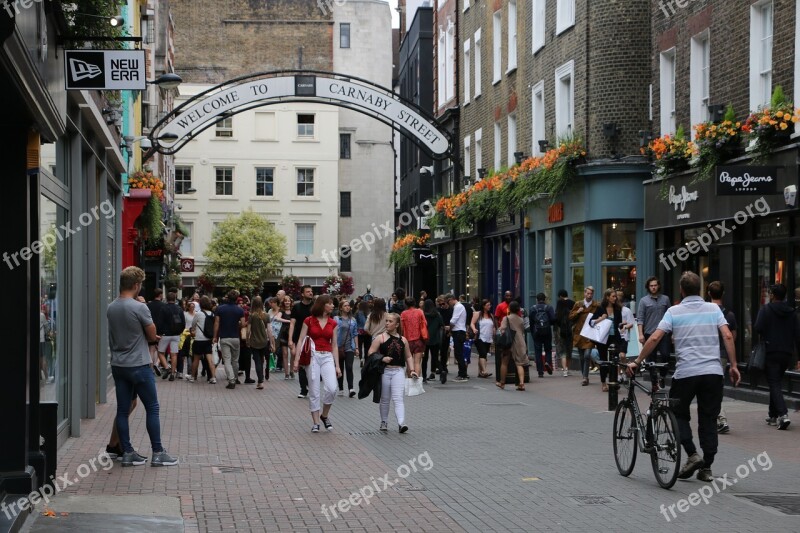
[
  {"xmin": 650, "ymin": 408, "xmax": 681, "ymax": 489},
  {"xmin": 613, "ymin": 400, "xmax": 637, "ymax": 476}
]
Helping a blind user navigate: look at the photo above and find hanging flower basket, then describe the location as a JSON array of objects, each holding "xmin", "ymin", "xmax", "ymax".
[
  {"xmin": 322, "ymin": 274, "xmax": 354, "ymax": 296},
  {"xmin": 281, "ymin": 275, "xmax": 303, "ymax": 299},
  {"xmin": 129, "ymin": 170, "xmax": 165, "ymax": 200},
  {"xmin": 743, "ymin": 87, "xmax": 800, "ymax": 162}
]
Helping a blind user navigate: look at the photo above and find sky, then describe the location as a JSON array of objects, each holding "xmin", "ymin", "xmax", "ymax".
[{"xmin": 389, "ymin": 0, "xmax": 399, "ymax": 28}]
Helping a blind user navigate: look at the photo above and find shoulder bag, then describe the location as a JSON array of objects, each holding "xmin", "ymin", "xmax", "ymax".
[
  {"xmin": 299, "ymin": 336, "xmax": 315, "ymax": 366},
  {"xmin": 748, "ymin": 340, "xmax": 766, "ymax": 371}
]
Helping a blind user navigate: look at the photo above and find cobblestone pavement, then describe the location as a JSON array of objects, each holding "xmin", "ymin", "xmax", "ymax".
[{"xmin": 21, "ymin": 356, "xmax": 800, "ymax": 532}]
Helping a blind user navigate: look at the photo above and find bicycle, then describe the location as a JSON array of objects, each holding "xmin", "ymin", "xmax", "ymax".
[{"xmin": 609, "ymin": 359, "xmax": 682, "ymax": 489}]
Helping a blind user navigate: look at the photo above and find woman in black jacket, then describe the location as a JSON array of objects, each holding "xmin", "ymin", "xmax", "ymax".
[
  {"xmin": 589, "ymin": 288, "xmax": 624, "ymax": 392},
  {"xmin": 423, "ymin": 299, "xmax": 443, "ymax": 382}
]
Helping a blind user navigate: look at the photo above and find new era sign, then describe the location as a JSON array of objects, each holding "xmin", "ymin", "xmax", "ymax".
[{"xmin": 65, "ymin": 50, "xmax": 146, "ymax": 90}]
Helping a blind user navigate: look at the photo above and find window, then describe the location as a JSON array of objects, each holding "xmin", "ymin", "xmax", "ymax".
[
  {"xmin": 464, "ymin": 135, "xmax": 471, "ymax": 180},
  {"xmin": 463, "ymin": 39, "xmax": 471, "ymax": 103},
  {"xmin": 507, "ymin": 1, "xmax": 517, "ymax": 72},
  {"xmin": 215, "ymin": 116, "xmax": 232, "ymax": 138},
  {"xmin": 175, "ymin": 166, "xmax": 192, "ymax": 195},
  {"xmin": 474, "ymin": 29, "xmax": 482, "ymax": 97},
  {"xmin": 254, "ymin": 112, "xmax": 276, "ymax": 140},
  {"xmin": 601, "ymin": 223, "xmax": 637, "ymax": 303},
  {"xmin": 507, "ymin": 114, "xmax": 517, "ymax": 167},
  {"xmin": 297, "ymin": 114, "xmax": 315, "ymax": 137},
  {"xmin": 492, "ymin": 11, "xmax": 502, "ymax": 83},
  {"xmin": 340, "ymin": 133, "xmax": 351, "ymax": 159},
  {"xmin": 215, "ymin": 167, "xmax": 233, "ymax": 196},
  {"xmin": 340, "ymin": 23, "xmax": 350, "ymax": 48},
  {"xmin": 556, "ymin": 0, "xmax": 575, "ymax": 35},
  {"xmin": 463, "ymin": 0, "xmax": 469, "ymax": 12},
  {"xmin": 531, "ymin": 81, "xmax": 545, "ymax": 155},
  {"xmin": 750, "ymin": 1, "xmax": 773, "ymax": 110},
  {"xmin": 494, "ymin": 122, "xmax": 502, "ymax": 170},
  {"xmin": 446, "ymin": 21, "xmax": 455, "ymax": 102},
  {"xmin": 340, "ymin": 191, "xmax": 351, "ymax": 217},
  {"xmin": 296, "ymin": 224, "xmax": 314, "ymax": 255},
  {"xmin": 690, "ymin": 31, "xmax": 710, "ymax": 132},
  {"xmin": 255, "ymin": 167, "xmax": 274, "ymax": 197},
  {"xmin": 659, "ymin": 49, "xmax": 677, "ymax": 135},
  {"xmin": 555, "ymin": 61, "xmax": 574, "ymax": 137},
  {"xmin": 437, "ymin": 29, "xmax": 446, "ymax": 107},
  {"xmin": 179, "ymin": 222, "xmax": 193, "ymax": 256},
  {"xmin": 532, "ymin": 0, "xmax": 545, "ymax": 53},
  {"xmin": 340, "ymin": 247, "xmax": 352, "ymax": 272},
  {"xmin": 297, "ymin": 168, "xmax": 315, "ymax": 196},
  {"xmin": 475, "ymin": 128, "xmax": 483, "ymax": 173}
]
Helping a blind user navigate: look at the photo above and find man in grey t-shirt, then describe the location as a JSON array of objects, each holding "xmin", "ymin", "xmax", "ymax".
[
  {"xmin": 107, "ymin": 267, "xmax": 178, "ymax": 468},
  {"xmin": 637, "ymin": 276, "xmax": 672, "ymax": 385}
]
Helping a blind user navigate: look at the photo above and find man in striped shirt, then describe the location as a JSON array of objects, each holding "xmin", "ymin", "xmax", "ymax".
[{"xmin": 628, "ymin": 271, "xmax": 741, "ymax": 483}]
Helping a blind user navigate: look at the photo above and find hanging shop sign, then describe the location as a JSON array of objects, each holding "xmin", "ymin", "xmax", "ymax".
[
  {"xmin": 716, "ymin": 166, "xmax": 779, "ymax": 195},
  {"xmin": 180, "ymin": 258, "xmax": 195, "ymax": 273},
  {"xmin": 65, "ymin": 50, "xmax": 146, "ymax": 90},
  {"xmin": 548, "ymin": 202, "xmax": 564, "ymax": 223}
]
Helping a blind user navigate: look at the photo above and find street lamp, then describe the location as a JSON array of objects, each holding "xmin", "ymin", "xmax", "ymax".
[{"xmin": 148, "ymin": 73, "xmax": 182, "ymax": 90}]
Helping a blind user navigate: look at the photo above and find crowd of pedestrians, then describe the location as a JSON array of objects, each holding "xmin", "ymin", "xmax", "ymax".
[{"xmin": 114, "ymin": 271, "xmax": 795, "ymax": 471}]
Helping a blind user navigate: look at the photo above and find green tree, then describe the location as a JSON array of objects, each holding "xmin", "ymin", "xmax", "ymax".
[{"xmin": 204, "ymin": 210, "xmax": 287, "ymax": 291}]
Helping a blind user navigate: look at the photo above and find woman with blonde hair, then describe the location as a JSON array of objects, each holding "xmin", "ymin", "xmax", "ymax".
[{"xmin": 367, "ymin": 312, "xmax": 416, "ymax": 432}]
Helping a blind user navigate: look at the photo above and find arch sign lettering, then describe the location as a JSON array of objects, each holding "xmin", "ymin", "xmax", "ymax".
[{"xmin": 150, "ymin": 71, "xmax": 451, "ymax": 158}]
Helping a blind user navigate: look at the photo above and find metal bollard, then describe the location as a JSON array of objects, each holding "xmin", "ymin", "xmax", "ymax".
[{"xmin": 607, "ymin": 346, "xmax": 618, "ymax": 411}]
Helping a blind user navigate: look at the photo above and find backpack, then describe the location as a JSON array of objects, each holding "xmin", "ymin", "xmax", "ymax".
[
  {"xmin": 533, "ymin": 304, "xmax": 551, "ymax": 337},
  {"xmin": 167, "ymin": 304, "xmax": 185, "ymax": 336},
  {"xmin": 201, "ymin": 310, "xmax": 215, "ymax": 339}
]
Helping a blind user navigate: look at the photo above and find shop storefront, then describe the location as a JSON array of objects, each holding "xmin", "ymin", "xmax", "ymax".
[
  {"xmin": 644, "ymin": 145, "xmax": 800, "ymax": 383},
  {"xmin": 526, "ymin": 161, "xmax": 653, "ymax": 308},
  {"xmin": 429, "ymin": 224, "xmax": 482, "ymax": 299},
  {"xmin": 483, "ymin": 214, "xmax": 523, "ymax": 304}
]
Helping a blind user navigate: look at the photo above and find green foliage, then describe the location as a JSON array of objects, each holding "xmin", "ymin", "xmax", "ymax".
[
  {"xmin": 204, "ymin": 210, "xmax": 287, "ymax": 292},
  {"xmin": 62, "ymin": 1, "xmax": 126, "ymax": 50},
  {"xmin": 723, "ymin": 104, "xmax": 736, "ymax": 122},
  {"xmin": 173, "ymin": 215, "xmax": 190, "ymax": 237},
  {"xmin": 771, "ymin": 85, "xmax": 786, "ymax": 108},
  {"xmin": 139, "ymin": 196, "xmax": 163, "ymax": 246}
]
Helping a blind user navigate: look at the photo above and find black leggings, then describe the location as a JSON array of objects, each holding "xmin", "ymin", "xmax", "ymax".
[
  {"xmin": 475, "ymin": 339, "xmax": 491, "ymax": 359},
  {"xmin": 338, "ymin": 350, "xmax": 355, "ymax": 391},
  {"xmin": 251, "ymin": 346, "xmax": 268, "ymax": 383},
  {"xmin": 358, "ymin": 334, "xmax": 371, "ymax": 359}
]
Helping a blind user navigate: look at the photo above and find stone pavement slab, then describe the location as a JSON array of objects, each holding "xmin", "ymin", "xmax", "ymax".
[{"xmin": 19, "ymin": 358, "xmax": 800, "ymax": 532}]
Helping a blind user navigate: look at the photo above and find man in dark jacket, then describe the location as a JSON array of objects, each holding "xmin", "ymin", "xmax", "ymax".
[
  {"xmin": 754, "ymin": 283, "xmax": 800, "ymax": 430},
  {"xmin": 530, "ymin": 293, "xmax": 556, "ymax": 377}
]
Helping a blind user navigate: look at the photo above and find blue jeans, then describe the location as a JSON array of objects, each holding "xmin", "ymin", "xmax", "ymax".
[{"xmin": 112, "ymin": 364, "xmax": 164, "ymax": 454}]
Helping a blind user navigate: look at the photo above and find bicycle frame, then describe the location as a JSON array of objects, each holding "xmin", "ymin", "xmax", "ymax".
[{"xmin": 620, "ymin": 365, "xmax": 673, "ymax": 454}]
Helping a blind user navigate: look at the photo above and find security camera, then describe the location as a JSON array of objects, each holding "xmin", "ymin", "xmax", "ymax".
[
  {"xmin": 139, "ymin": 138, "xmax": 152, "ymax": 149},
  {"xmin": 785, "ymin": 185, "xmax": 797, "ymax": 208},
  {"xmin": 420, "ymin": 165, "xmax": 434, "ymax": 175}
]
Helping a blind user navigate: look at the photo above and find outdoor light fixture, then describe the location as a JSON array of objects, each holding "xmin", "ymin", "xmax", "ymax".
[
  {"xmin": 420, "ymin": 165, "xmax": 434, "ymax": 175},
  {"xmin": 477, "ymin": 168, "xmax": 487, "ymax": 179},
  {"xmin": 538, "ymin": 140, "xmax": 549, "ymax": 153},
  {"xmin": 183, "ymin": 187, "xmax": 197, "ymax": 195},
  {"xmin": 602, "ymin": 123, "xmax": 621, "ymax": 138},
  {"xmin": 109, "ymin": 16, "xmax": 125, "ymax": 27},
  {"xmin": 638, "ymin": 131, "xmax": 653, "ymax": 148},
  {"xmin": 514, "ymin": 152, "xmax": 525, "ymax": 165},
  {"xmin": 148, "ymin": 73, "xmax": 183, "ymax": 90}
]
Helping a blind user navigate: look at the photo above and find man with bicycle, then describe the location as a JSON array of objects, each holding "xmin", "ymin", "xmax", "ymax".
[{"xmin": 627, "ymin": 272, "xmax": 740, "ymax": 482}]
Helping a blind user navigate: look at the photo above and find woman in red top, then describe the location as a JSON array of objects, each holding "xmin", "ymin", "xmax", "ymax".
[
  {"xmin": 293, "ymin": 295, "xmax": 341, "ymax": 433},
  {"xmin": 400, "ymin": 298, "xmax": 427, "ymax": 378}
]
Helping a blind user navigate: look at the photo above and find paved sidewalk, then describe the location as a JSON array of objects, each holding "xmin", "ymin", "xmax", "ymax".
[{"xmin": 21, "ymin": 358, "xmax": 800, "ymax": 532}]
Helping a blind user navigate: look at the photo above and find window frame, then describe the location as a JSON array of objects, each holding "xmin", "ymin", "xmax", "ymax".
[
  {"xmin": 463, "ymin": 38, "xmax": 471, "ymax": 103},
  {"xmin": 531, "ymin": 80, "xmax": 545, "ymax": 155},
  {"xmin": 555, "ymin": 60, "xmax": 575, "ymax": 138},
  {"xmin": 340, "ymin": 23, "xmax": 351, "ymax": 48},
  {"xmin": 214, "ymin": 166, "xmax": 234, "ymax": 196},
  {"xmin": 532, "ymin": 0, "xmax": 546, "ymax": 53},
  {"xmin": 340, "ymin": 191, "xmax": 352, "ymax": 217},
  {"xmin": 474, "ymin": 29, "xmax": 482, "ymax": 97},
  {"xmin": 492, "ymin": 10, "xmax": 502, "ymax": 84},
  {"xmin": 659, "ymin": 48, "xmax": 677, "ymax": 136},
  {"xmin": 475, "ymin": 128, "xmax": 483, "ymax": 173},
  {"xmin": 556, "ymin": 0, "xmax": 575, "ymax": 35},
  {"xmin": 494, "ymin": 121, "xmax": 502, "ymax": 171},
  {"xmin": 296, "ymin": 224, "xmax": 315, "ymax": 256},
  {"xmin": 507, "ymin": 113, "xmax": 517, "ymax": 167},
  {"xmin": 464, "ymin": 135, "xmax": 471, "ymax": 181},
  {"xmin": 296, "ymin": 167, "xmax": 315, "ymax": 197},
  {"xmin": 215, "ymin": 116, "xmax": 233, "ymax": 138},
  {"xmin": 507, "ymin": 0, "xmax": 517, "ymax": 73},
  {"xmin": 255, "ymin": 167, "xmax": 274, "ymax": 197},
  {"xmin": 750, "ymin": 1, "xmax": 773, "ymax": 110},
  {"xmin": 340, "ymin": 133, "xmax": 352, "ymax": 159},
  {"xmin": 690, "ymin": 30, "xmax": 711, "ymax": 134},
  {"xmin": 297, "ymin": 113, "xmax": 316, "ymax": 138},
  {"xmin": 175, "ymin": 166, "xmax": 192, "ymax": 195}
]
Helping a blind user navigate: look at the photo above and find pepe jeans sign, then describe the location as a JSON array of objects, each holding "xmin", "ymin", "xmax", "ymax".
[
  {"xmin": 716, "ymin": 166, "xmax": 778, "ymax": 195},
  {"xmin": 667, "ymin": 185, "xmax": 699, "ymax": 220}
]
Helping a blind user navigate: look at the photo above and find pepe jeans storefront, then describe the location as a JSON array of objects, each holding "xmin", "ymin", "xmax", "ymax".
[
  {"xmin": 429, "ymin": 224, "xmax": 482, "ymax": 299},
  {"xmin": 644, "ymin": 145, "xmax": 800, "ymax": 373}
]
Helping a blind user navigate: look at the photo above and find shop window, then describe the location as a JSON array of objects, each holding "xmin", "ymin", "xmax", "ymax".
[
  {"xmin": 603, "ymin": 223, "xmax": 636, "ymax": 261},
  {"xmin": 571, "ymin": 267, "xmax": 584, "ymax": 303},
  {"xmin": 466, "ymin": 249, "xmax": 480, "ymax": 301},
  {"xmin": 571, "ymin": 225, "xmax": 584, "ymax": 263}
]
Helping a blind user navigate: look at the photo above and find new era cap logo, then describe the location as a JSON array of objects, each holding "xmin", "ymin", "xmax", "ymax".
[{"xmin": 69, "ymin": 58, "xmax": 102, "ymax": 81}]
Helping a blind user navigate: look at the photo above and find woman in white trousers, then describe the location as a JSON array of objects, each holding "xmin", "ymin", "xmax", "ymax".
[
  {"xmin": 368, "ymin": 313, "xmax": 416, "ymax": 433},
  {"xmin": 294, "ymin": 295, "xmax": 341, "ymax": 433}
]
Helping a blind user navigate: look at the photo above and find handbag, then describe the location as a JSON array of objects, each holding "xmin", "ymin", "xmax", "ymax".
[
  {"xmin": 748, "ymin": 340, "xmax": 766, "ymax": 371},
  {"xmin": 299, "ymin": 336, "xmax": 314, "ymax": 366},
  {"xmin": 405, "ymin": 377, "xmax": 425, "ymax": 397},
  {"xmin": 494, "ymin": 317, "xmax": 516, "ymax": 349},
  {"xmin": 420, "ymin": 311, "xmax": 429, "ymax": 342},
  {"xmin": 579, "ymin": 314, "xmax": 612, "ymax": 345}
]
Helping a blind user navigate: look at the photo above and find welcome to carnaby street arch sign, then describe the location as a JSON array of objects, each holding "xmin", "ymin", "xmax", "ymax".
[{"xmin": 148, "ymin": 71, "xmax": 452, "ymax": 159}]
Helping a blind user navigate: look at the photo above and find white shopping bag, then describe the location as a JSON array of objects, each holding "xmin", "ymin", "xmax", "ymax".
[
  {"xmin": 579, "ymin": 315, "xmax": 612, "ymax": 345},
  {"xmin": 404, "ymin": 377, "xmax": 425, "ymax": 397}
]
